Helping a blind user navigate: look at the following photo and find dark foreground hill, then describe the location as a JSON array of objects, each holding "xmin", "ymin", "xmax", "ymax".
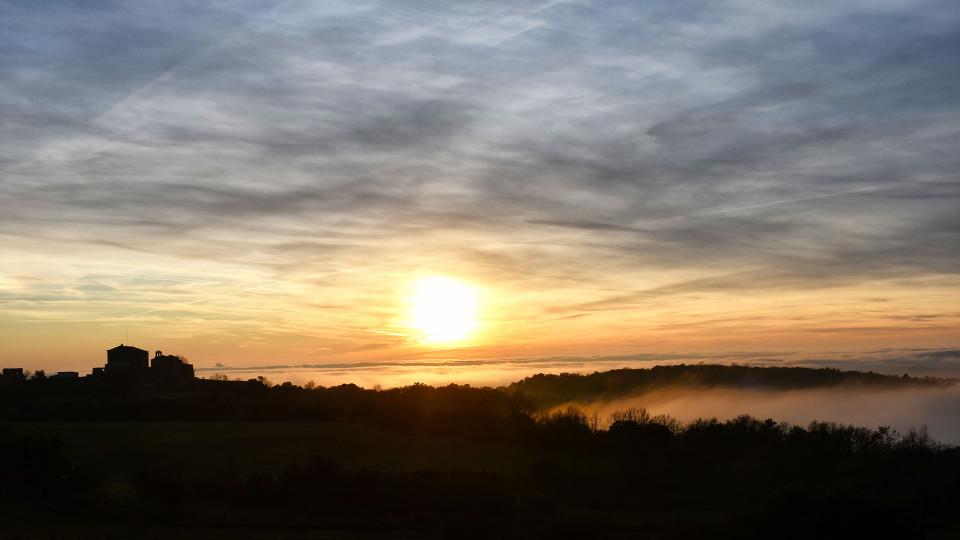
[{"xmin": 1, "ymin": 364, "xmax": 959, "ymax": 539}]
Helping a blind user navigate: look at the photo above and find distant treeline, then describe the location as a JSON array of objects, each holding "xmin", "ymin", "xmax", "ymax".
[
  {"xmin": 506, "ymin": 364, "xmax": 953, "ymax": 408},
  {"xmin": 1, "ymin": 364, "xmax": 951, "ymax": 423},
  {"xmin": 0, "ymin": 377, "xmax": 532, "ymax": 435}
]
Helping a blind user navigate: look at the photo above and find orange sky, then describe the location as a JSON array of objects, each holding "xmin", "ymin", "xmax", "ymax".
[{"xmin": 2, "ymin": 242, "xmax": 957, "ymax": 376}]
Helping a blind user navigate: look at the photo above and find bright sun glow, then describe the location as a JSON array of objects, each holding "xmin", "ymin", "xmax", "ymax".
[{"xmin": 408, "ymin": 276, "xmax": 478, "ymax": 344}]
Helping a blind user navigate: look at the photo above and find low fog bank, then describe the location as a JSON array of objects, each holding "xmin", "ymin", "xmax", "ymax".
[
  {"xmin": 570, "ymin": 385, "xmax": 960, "ymax": 445},
  {"xmin": 197, "ymin": 347, "xmax": 960, "ymax": 388},
  {"xmin": 194, "ymin": 359, "xmax": 687, "ymax": 388}
]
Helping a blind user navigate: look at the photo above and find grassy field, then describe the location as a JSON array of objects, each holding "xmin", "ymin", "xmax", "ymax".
[
  {"xmin": 13, "ymin": 421, "xmax": 533, "ymax": 477},
  {"xmin": 0, "ymin": 504, "xmax": 428, "ymax": 540},
  {"xmin": 8, "ymin": 421, "xmax": 537, "ymax": 538}
]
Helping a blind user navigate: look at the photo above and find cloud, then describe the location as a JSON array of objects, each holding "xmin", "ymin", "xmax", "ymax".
[{"xmin": 0, "ymin": 0, "xmax": 958, "ymax": 365}]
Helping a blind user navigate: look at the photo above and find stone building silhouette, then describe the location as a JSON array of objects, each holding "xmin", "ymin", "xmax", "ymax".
[
  {"xmin": 100, "ymin": 344, "xmax": 195, "ymax": 385},
  {"xmin": 105, "ymin": 344, "xmax": 149, "ymax": 377},
  {"xmin": 1, "ymin": 367, "xmax": 26, "ymax": 384},
  {"xmin": 151, "ymin": 350, "xmax": 194, "ymax": 384}
]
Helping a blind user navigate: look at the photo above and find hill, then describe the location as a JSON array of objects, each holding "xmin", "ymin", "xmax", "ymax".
[
  {"xmin": 2, "ymin": 364, "xmax": 959, "ymax": 538},
  {"xmin": 506, "ymin": 364, "xmax": 954, "ymax": 408}
]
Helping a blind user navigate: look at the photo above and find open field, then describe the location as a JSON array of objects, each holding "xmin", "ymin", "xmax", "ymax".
[{"xmin": 13, "ymin": 421, "xmax": 533, "ymax": 477}]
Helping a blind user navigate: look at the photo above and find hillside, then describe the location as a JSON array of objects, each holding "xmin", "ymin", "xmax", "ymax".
[{"xmin": 506, "ymin": 364, "xmax": 954, "ymax": 408}]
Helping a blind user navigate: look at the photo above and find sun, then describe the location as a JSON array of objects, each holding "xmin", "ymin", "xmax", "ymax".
[{"xmin": 408, "ymin": 275, "xmax": 478, "ymax": 344}]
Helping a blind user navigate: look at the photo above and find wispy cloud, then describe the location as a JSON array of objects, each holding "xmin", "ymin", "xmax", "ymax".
[{"xmin": 0, "ymin": 0, "xmax": 958, "ymax": 368}]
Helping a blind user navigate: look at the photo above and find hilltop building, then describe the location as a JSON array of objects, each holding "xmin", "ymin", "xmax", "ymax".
[
  {"xmin": 98, "ymin": 344, "xmax": 195, "ymax": 385},
  {"xmin": 151, "ymin": 350, "xmax": 194, "ymax": 383},
  {"xmin": 1, "ymin": 368, "xmax": 25, "ymax": 384},
  {"xmin": 106, "ymin": 344, "xmax": 149, "ymax": 376},
  {"xmin": 1, "ymin": 344, "xmax": 196, "ymax": 387}
]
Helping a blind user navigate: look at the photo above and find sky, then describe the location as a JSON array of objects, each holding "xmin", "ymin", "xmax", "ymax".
[{"xmin": 1, "ymin": 0, "xmax": 958, "ymax": 380}]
